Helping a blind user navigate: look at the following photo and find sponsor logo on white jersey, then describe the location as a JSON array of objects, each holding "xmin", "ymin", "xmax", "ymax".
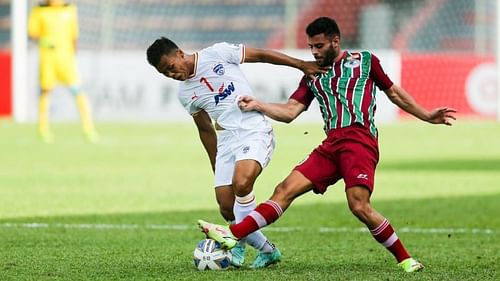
[{"xmin": 214, "ymin": 82, "xmax": 235, "ymax": 105}]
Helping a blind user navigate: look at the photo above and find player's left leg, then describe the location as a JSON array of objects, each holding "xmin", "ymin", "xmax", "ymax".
[
  {"xmin": 199, "ymin": 170, "xmax": 314, "ymax": 246},
  {"xmin": 60, "ymin": 57, "xmax": 98, "ymax": 142},
  {"xmin": 214, "ymin": 185, "xmax": 246, "ymax": 267},
  {"xmin": 340, "ymin": 132, "xmax": 423, "ymax": 272},
  {"xmin": 232, "ymin": 159, "xmax": 280, "ymax": 268},
  {"xmin": 70, "ymin": 86, "xmax": 99, "ymax": 143},
  {"xmin": 214, "ymin": 185, "xmax": 235, "ymax": 222},
  {"xmin": 346, "ymin": 186, "xmax": 424, "ymax": 272}
]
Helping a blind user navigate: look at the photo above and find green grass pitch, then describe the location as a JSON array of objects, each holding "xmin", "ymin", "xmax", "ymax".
[{"xmin": 0, "ymin": 120, "xmax": 499, "ymax": 280}]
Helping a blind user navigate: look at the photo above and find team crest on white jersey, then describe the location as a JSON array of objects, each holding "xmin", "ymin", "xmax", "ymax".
[{"xmin": 213, "ymin": 63, "xmax": 225, "ymax": 75}]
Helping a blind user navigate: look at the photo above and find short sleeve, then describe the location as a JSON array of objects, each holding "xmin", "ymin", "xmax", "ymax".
[
  {"xmin": 370, "ymin": 54, "xmax": 393, "ymax": 91},
  {"xmin": 289, "ymin": 76, "xmax": 315, "ymax": 110},
  {"xmin": 178, "ymin": 92, "xmax": 202, "ymax": 115},
  {"xmin": 213, "ymin": 42, "xmax": 245, "ymax": 65}
]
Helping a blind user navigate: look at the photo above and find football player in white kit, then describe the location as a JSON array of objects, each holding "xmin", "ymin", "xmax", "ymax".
[{"xmin": 147, "ymin": 37, "xmax": 324, "ymax": 268}]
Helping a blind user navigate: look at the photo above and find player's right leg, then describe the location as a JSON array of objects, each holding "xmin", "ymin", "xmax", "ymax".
[
  {"xmin": 38, "ymin": 55, "xmax": 59, "ymax": 143},
  {"xmin": 232, "ymin": 159, "xmax": 281, "ymax": 268},
  {"xmin": 200, "ymin": 170, "xmax": 314, "ymax": 248}
]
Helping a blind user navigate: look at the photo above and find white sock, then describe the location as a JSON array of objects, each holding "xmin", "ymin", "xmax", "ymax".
[
  {"xmin": 234, "ymin": 191, "xmax": 268, "ymax": 250},
  {"xmin": 259, "ymin": 240, "xmax": 275, "ymax": 253}
]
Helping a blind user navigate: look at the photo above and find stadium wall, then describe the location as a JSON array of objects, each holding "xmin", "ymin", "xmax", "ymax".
[{"xmin": 400, "ymin": 53, "xmax": 497, "ymax": 118}]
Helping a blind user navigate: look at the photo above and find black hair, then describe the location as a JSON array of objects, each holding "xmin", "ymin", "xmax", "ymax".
[
  {"xmin": 146, "ymin": 37, "xmax": 179, "ymax": 67},
  {"xmin": 306, "ymin": 17, "xmax": 341, "ymax": 38}
]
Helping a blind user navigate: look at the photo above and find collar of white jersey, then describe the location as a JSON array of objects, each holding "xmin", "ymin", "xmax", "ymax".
[{"xmin": 188, "ymin": 52, "xmax": 198, "ymax": 79}]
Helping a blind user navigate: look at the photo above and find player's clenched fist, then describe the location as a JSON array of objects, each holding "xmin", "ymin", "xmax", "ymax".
[{"xmin": 238, "ymin": 95, "xmax": 260, "ymax": 112}]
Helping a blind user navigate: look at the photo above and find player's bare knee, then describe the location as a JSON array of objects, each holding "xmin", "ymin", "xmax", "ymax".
[
  {"xmin": 348, "ymin": 200, "xmax": 371, "ymax": 221},
  {"xmin": 232, "ymin": 178, "xmax": 254, "ymax": 196},
  {"xmin": 271, "ymin": 182, "xmax": 293, "ymax": 203}
]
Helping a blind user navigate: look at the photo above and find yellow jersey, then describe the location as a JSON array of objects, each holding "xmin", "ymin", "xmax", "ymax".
[
  {"xmin": 28, "ymin": 4, "xmax": 79, "ymax": 56},
  {"xmin": 28, "ymin": 3, "xmax": 80, "ymax": 88}
]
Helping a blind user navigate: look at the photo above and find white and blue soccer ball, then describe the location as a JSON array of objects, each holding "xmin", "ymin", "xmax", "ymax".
[{"xmin": 193, "ymin": 238, "xmax": 232, "ymax": 270}]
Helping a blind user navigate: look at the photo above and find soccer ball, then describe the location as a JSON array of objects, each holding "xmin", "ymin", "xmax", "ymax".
[{"xmin": 193, "ymin": 238, "xmax": 232, "ymax": 270}]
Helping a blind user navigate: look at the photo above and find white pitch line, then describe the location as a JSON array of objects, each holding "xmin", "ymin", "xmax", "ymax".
[{"xmin": 0, "ymin": 222, "xmax": 496, "ymax": 235}]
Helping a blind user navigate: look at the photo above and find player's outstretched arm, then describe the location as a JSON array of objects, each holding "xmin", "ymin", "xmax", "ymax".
[
  {"xmin": 244, "ymin": 47, "xmax": 327, "ymax": 80},
  {"xmin": 192, "ymin": 110, "xmax": 217, "ymax": 172},
  {"xmin": 384, "ymin": 85, "xmax": 456, "ymax": 126},
  {"xmin": 238, "ymin": 95, "xmax": 305, "ymax": 123}
]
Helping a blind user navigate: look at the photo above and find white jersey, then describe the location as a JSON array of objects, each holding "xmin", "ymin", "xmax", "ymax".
[{"xmin": 178, "ymin": 42, "xmax": 269, "ymax": 131}]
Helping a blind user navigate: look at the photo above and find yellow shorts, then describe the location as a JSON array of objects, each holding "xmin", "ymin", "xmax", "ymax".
[{"xmin": 39, "ymin": 53, "xmax": 80, "ymax": 90}]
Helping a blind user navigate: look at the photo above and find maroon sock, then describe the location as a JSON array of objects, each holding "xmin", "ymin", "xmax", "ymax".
[
  {"xmin": 230, "ymin": 200, "xmax": 283, "ymax": 239},
  {"xmin": 370, "ymin": 219, "xmax": 411, "ymax": 262}
]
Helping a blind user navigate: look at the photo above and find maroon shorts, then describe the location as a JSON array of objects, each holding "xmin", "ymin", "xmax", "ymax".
[{"xmin": 294, "ymin": 124, "xmax": 379, "ymax": 194}]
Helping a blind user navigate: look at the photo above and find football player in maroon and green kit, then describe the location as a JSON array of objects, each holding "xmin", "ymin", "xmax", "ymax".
[{"xmin": 198, "ymin": 16, "xmax": 456, "ymax": 272}]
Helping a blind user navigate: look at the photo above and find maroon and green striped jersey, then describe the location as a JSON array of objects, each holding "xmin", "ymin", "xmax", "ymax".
[{"xmin": 290, "ymin": 51, "xmax": 393, "ymax": 137}]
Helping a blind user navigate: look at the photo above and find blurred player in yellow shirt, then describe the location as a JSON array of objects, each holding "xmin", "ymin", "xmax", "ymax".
[{"xmin": 28, "ymin": 0, "xmax": 98, "ymax": 143}]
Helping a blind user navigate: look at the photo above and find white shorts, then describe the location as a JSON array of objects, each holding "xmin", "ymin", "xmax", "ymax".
[{"xmin": 214, "ymin": 127, "xmax": 275, "ymax": 187}]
